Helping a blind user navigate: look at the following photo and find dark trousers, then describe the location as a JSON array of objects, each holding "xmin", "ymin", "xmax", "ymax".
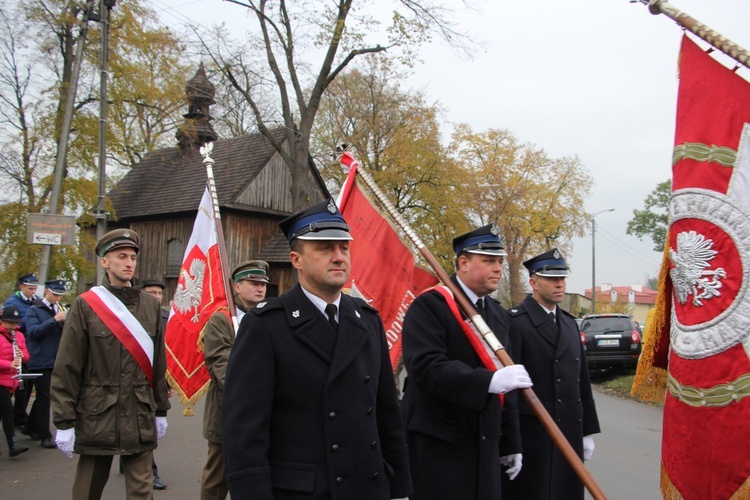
[
  {"xmin": 26, "ymin": 368, "xmax": 52, "ymax": 440},
  {"xmin": 13, "ymin": 364, "xmax": 29, "ymax": 427},
  {"xmin": 0, "ymin": 386, "xmax": 15, "ymax": 445}
]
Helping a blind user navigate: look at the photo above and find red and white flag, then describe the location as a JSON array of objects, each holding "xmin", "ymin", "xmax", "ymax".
[
  {"xmin": 165, "ymin": 185, "xmax": 228, "ymax": 414},
  {"xmin": 648, "ymin": 36, "xmax": 750, "ymax": 499},
  {"xmin": 337, "ymin": 152, "xmax": 438, "ymax": 370}
]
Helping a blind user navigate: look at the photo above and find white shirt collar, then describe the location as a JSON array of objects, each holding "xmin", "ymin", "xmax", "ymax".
[
  {"xmin": 535, "ymin": 299, "xmax": 558, "ymax": 316},
  {"xmin": 300, "ymin": 286, "xmax": 342, "ymax": 322}
]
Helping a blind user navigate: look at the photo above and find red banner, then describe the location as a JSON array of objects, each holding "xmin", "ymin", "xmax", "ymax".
[
  {"xmin": 165, "ymin": 186, "xmax": 228, "ymax": 414},
  {"xmin": 338, "ymin": 153, "xmax": 438, "ymax": 370},
  {"xmin": 659, "ymin": 35, "xmax": 750, "ymax": 498}
]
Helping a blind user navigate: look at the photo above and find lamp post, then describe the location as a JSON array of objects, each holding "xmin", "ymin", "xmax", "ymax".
[{"xmin": 591, "ymin": 208, "xmax": 615, "ymax": 313}]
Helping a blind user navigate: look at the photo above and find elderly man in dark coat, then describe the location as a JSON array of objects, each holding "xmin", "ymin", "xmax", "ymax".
[
  {"xmin": 503, "ymin": 249, "xmax": 600, "ymax": 500},
  {"xmin": 222, "ymin": 199, "xmax": 412, "ymax": 500},
  {"xmin": 400, "ymin": 224, "xmax": 533, "ymax": 500}
]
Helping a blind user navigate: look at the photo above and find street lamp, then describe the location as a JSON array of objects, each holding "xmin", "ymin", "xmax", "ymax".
[{"xmin": 591, "ymin": 208, "xmax": 615, "ymax": 313}]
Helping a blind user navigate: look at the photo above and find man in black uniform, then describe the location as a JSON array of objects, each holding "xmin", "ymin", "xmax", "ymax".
[
  {"xmin": 401, "ymin": 224, "xmax": 533, "ymax": 500},
  {"xmin": 222, "ymin": 199, "xmax": 412, "ymax": 500},
  {"xmin": 504, "ymin": 249, "xmax": 600, "ymax": 500}
]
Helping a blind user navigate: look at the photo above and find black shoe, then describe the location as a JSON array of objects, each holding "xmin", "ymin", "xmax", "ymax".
[
  {"xmin": 153, "ymin": 476, "xmax": 167, "ymax": 490},
  {"xmin": 9, "ymin": 444, "xmax": 29, "ymax": 457},
  {"xmin": 40, "ymin": 438, "xmax": 56, "ymax": 449},
  {"xmin": 19, "ymin": 425, "xmax": 38, "ymax": 440}
]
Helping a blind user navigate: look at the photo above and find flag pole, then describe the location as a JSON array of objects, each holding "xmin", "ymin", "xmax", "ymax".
[
  {"xmin": 341, "ymin": 152, "xmax": 607, "ymax": 500},
  {"xmin": 200, "ymin": 143, "xmax": 239, "ymax": 332},
  {"xmin": 634, "ymin": 0, "xmax": 750, "ymax": 70}
]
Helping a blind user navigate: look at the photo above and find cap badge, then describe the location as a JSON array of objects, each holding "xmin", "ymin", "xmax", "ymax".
[
  {"xmin": 326, "ymin": 199, "xmax": 337, "ymax": 214},
  {"xmin": 13, "ymin": 310, "xmax": 19, "ymax": 318},
  {"xmin": 553, "ymin": 249, "xmax": 560, "ymax": 259},
  {"xmin": 123, "ymin": 230, "xmax": 131, "ymax": 238},
  {"xmin": 292, "ymin": 310, "xmax": 300, "ymax": 318},
  {"xmin": 490, "ymin": 224, "xmax": 499, "ymax": 236}
]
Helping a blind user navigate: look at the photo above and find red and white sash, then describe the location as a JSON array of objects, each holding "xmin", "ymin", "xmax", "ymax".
[
  {"xmin": 81, "ymin": 286, "xmax": 154, "ymax": 385},
  {"xmin": 430, "ymin": 286, "xmax": 504, "ymax": 404}
]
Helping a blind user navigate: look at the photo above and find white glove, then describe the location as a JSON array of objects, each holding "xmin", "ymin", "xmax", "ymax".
[
  {"xmin": 500, "ymin": 453, "xmax": 523, "ymax": 480},
  {"xmin": 55, "ymin": 428, "xmax": 75, "ymax": 458},
  {"xmin": 156, "ymin": 417, "xmax": 168, "ymax": 440},
  {"xmin": 583, "ymin": 435, "xmax": 595, "ymax": 461},
  {"xmin": 488, "ymin": 365, "xmax": 533, "ymax": 394}
]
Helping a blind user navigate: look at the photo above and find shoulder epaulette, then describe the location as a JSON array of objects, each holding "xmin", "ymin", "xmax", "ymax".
[{"xmin": 251, "ymin": 297, "xmax": 283, "ymax": 315}]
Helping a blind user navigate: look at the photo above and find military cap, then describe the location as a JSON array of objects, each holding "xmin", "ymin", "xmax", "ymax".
[
  {"xmin": 523, "ymin": 248, "xmax": 570, "ymax": 277},
  {"xmin": 279, "ymin": 199, "xmax": 353, "ymax": 244},
  {"xmin": 232, "ymin": 260, "xmax": 270, "ymax": 283},
  {"xmin": 95, "ymin": 228, "xmax": 140, "ymax": 257},
  {"xmin": 45, "ymin": 279, "xmax": 67, "ymax": 295},
  {"xmin": 1, "ymin": 305, "xmax": 23, "ymax": 323},
  {"xmin": 140, "ymin": 279, "xmax": 166, "ymax": 290},
  {"xmin": 453, "ymin": 224, "xmax": 507, "ymax": 256},
  {"xmin": 18, "ymin": 273, "xmax": 39, "ymax": 285}
]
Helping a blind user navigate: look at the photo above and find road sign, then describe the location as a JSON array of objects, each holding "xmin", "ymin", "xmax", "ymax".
[{"xmin": 26, "ymin": 213, "xmax": 77, "ymax": 246}]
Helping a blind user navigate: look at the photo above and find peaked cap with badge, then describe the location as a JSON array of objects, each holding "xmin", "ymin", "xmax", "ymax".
[
  {"xmin": 1, "ymin": 305, "xmax": 24, "ymax": 323},
  {"xmin": 18, "ymin": 273, "xmax": 39, "ymax": 286},
  {"xmin": 232, "ymin": 260, "xmax": 270, "ymax": 283},
  {"xmin": 523, "ymin": 248, "xmax": 570, "ymax": 277},
  {"xmin": 45, "ymin": 279, "xmax": 67, "ymax": 295},
  {"xmin": 452, "ymin": 223, "xmax": 507, "ymax": 256},
  {"xmin": 95, "ymin": 228, "xmax": 140, "ymax": 257},
  {"xmin": 279, "ymin": 198, "xmax": 353, "ymax": 244}
]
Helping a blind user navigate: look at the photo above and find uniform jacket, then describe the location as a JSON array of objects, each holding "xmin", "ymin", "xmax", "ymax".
[
  {"xmin": 4, "ymin": 292, "xmax": 35, "ymax": 320},
  {"xmin": 25, "ymin": 300, "xmax": 64, "ymax": 370},
  {"xmin": 51, "ymin": 279, "xmax": 170, "ymax": 456},
  {"xmin": 202, "ymin": 298, "xmax": 248, "ymax": 443},
  {"xmin": 400, "ymin": 276, "xmax": 522, "ymax": 500},
  {"xmin": 222, "ymin": 284, "xmax": 412, "ymax": 500},
  {"xmin": 0, "ymin": 327, "xmax": 29, "ymax": 390},
  {"xmin": 504, "ymin": 296, "xmax": 600, "ymax": 500}
]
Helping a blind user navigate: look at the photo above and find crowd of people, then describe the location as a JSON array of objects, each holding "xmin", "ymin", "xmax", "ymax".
[{"xmin": 1, "ymin": 201, "xmax": 600, "ymax": 500}]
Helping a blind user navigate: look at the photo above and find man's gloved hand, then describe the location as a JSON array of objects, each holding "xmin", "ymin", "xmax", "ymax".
[
  {"xmin": 55, "ymin": 428, "xmax": 75, "ymax": 458},
  {"xmin": 488, "ymin": 365, "xmax": 533, "ymax": 394},
  {"xmin": 156, "ymin": 417, "xmax": 168, "ymax": 440},
  {"xmin": 500, "ymin": 453, "xmax": 523, "ymax": 480},
  {"xmin": 583, "ymin": 435, "xmax": 595, "ymax": 461}
]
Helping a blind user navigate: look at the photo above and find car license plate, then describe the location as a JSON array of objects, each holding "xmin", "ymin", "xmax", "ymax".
[{"xmin": 597, "ymin": 339, "xmax": 620, "ymax": 347}]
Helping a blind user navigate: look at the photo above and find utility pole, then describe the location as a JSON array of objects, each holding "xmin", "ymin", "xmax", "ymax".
[
  {"xmin": 37, "ymin": 1, "xmax": 97, "ymax": 284},
  {"xmin": 591, "ymin": 208, "xmax": 614, "ymax": 314},
  {"xmin": 94, "ymin": 0, "xmax": 117, "ymax": 285}
]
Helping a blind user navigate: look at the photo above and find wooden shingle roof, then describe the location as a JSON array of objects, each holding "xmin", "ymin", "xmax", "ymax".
[{"xmin": 108, "ymin": 128, "xmax": 293, "ymax": 221}]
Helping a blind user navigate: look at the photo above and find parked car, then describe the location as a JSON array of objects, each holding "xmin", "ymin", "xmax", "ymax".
[{"xmin": 579, "ymin": 314, "xmax": 642, "ymax": 369}]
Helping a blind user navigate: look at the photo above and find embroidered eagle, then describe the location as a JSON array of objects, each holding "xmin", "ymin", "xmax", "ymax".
[
  {"xmin": 669, "ymin": 230, "xmax": 727, "ymax": 307},
  {"xmin": 173, "ymin": 258, "xmax": 206, "ymax": 322}
]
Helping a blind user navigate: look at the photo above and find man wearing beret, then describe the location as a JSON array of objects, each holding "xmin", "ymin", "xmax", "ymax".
[
  {"xmin": 400, "ymin": 224, "xmax": 532, "ymax": 500},
  {"xmin": 222, "ymin": 199, "xmax": 412, "ymax": 500},
  {"xmin": 23, "ymin": 279, "xmax": 68, "ymax": 449},
  {"xmin": 503, "ymin": 249, "xmax": 600, "ymax": 500},
  {"xmin": 200, "ymin": 259, "xmax": 269, "ymax": 499},
  {"xmin": 51, "ymin": 228, "xmax": 170, "ymax": 499}
]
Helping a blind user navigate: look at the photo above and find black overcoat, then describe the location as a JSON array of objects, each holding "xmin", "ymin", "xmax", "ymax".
[
  {"xmin": 400, "ymin": 277, "xmax": 522, "ymax": 500},
  {"xmin": 503, "ymin": 296, "xmax": 600, "ymax": 500},
  {"xmin": 222, "ymin": 284, "xmax": 411, "ymax": 500}
]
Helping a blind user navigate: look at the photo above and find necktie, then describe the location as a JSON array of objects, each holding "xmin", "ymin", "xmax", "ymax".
[
  {"xmin": 325, "ymin": 304, "xmax": 338, "ymax": 333},
  {"xmin": 549, "ymin": 312, "xmax": 556, "ymax": 324},
  {"xmin": 476, "ymin": 298, "xmax": 488, "ymax": 322}
]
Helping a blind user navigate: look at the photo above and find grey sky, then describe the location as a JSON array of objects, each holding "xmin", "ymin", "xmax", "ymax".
[{"xmin": 153, "ymin": 0, "xmax": 750, "ymax": 295}]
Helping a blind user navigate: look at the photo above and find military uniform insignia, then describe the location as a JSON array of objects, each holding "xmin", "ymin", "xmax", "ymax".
[
  {"xmin": 355, "ymin": 310, "xmax": 361, "ymax": 318},
  {"xmin": 553, "ymin": 249, "xmax": 560, "ymax": 259},
  {"xmin": 326, "ymin": 199, "xmax": 337, "ymax": 214},
  {"xmin": 123, "ymin": 230, "xmax": 130, "ymax": 238},
  {"xmin": 257, "ymin": 302, "xmax": 266, "ymax": 308},
  {"xmin": 670, "ymin": 230, "xmax": 726, "ymax": 307},
  {"xmin": 490, "ymin": 224, "xmax": 498, "ymax": 235},
  {"xmin": 510, "ymin": 309, "xmax": 517, "ymax": 313},
  {"xmin": 292, "ymin": 310, "xmax": 300, "ymax": 318}
]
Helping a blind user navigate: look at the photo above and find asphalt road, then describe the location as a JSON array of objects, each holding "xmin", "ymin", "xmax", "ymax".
[{"xmin": 1, "ymin": 388, "xmax": 663, "ymax": 499}]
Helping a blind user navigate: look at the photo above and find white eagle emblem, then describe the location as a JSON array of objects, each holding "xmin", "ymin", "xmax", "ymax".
[
  {"xmin": 669, "ymin": 231, "xmax": 727, "ymax": 307},
  {"xmin": 173, "ymin": 258, "xmax": 206, "ymax": 322}
]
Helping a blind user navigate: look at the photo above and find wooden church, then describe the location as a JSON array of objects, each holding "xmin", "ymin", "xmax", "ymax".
[{"xmin": 103, "ymin": 64, "xmax": 329, "ymax": 303}]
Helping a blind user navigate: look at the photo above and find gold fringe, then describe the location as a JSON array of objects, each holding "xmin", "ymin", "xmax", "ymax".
[
  {"xmin": 166, "ymin": 370, "xmax": 211, "ymax": 417},
  {"xmin": 631, "ymin": 243, "xmax": 671, "ymax": 404},
  {"xmin": 661, "ymin": 460, "xmax": 750, "ymax": 499}
]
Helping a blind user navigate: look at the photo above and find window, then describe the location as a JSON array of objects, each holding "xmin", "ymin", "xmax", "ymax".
[{"xmin": 166, "ymin": 239, "xmax": 184, "ymax": 278}]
